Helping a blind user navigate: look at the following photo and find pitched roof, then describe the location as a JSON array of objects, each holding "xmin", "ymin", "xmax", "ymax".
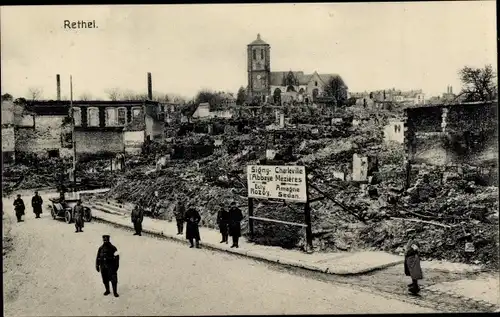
[
  {"xmin": 317, "ymin": 74, "xmax": 339, "ymax": 85},
  {"xmin": 269, "ymin": 71, "xmax": 339, "ymax": 86},
  {"xmin": 248, "ymin": 33, "xmax": 269, "ymax": 46}
]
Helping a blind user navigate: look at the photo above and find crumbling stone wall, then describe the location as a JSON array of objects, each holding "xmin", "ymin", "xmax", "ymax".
[
  {"xmin": 406, "ymin": 103, "xmax": 498, "ymax": 168},
  {"xmin": 75, "ymin": 131, "xmax": 124, "ymax": 157},
  {"xmin": 15, "ymin": 115, "xmax": 71, "ymax": 157}
]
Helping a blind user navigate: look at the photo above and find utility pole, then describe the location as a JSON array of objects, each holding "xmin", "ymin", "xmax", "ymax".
[{"xmin": 70, "ymin": 75, "xmax": 77, "ymax": 190}]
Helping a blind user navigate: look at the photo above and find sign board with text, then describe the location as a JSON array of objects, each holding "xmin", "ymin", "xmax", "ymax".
[{"xmin": 246, "ymin": 165, "xmax": 307, "ymax": 202}]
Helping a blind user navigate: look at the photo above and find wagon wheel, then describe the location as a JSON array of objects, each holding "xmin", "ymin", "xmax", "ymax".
[
  {"xmin": 65, "ymin": 210, "xmax": 72, "ymax": 224},
  {"xmin": 84, "ymin": 209, "xmax": 92, "ymax": 222}
]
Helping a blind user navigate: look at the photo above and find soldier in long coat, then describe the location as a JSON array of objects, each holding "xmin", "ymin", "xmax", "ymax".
[
  {"xmin": 131, "ymin": 205, "xmax": 144, "ymax": 236},
  {"xmin": 73, "ymin": 200, "xmax": 85, "ymax": 233},
  {"xmin": 31, "ymin": 191, "xmax": 43, "ymax": 218},
  {"xmin": 228, "ymin": 202, "xmax": 244, "ymax": 248},
  {"xmin": 184, "ymin": 207, "xmax": 201, "ymax": 248},
  {"xmin": 216, "ymin": 205, "xmax": 229, "ymax": 244},
  {"xmin": 404, "ymin": 234, "xmax": 423, "ymax": 295},
  {"xmin": 96, "ymin": 235, "xmax": 120, "ymax": 297},
  {"xmin": 173, "ymin": 196, "xmax": 186, "ymax": 235},
  {"xmin": 13, "ymin": 194, "xmax": 25, "ymax": 222}
]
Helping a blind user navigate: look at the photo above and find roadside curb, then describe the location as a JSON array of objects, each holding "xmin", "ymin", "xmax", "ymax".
[
  {"xmin": 424, "ymin": 287, "xmax": 499, "ymax": 311},
  {"xmin": 92, "ymin": 214, "xmax": 403, "ymax": 276}
]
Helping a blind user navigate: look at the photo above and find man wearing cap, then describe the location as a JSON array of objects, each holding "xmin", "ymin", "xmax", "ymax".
[
  {"xmin": 31, "ymin": 191, "xmax": 43, "ymax": 218},
  {"xmin": 131, "ymin": 205, "xmax": 144, "ymax": 236},
  {"xmin": 73, "ymin": 200, "xmax": 85, "ymax": 233},
  {"xmin": 228, "ymin": 202, "xmax": 244, "ymax": 248},
  {"xmin": 96, "ymin": 235, "xmax": 120, "ymax": 297},
  {"xmin": 173, "ymin": 194, "xmax": 186, "ymax": 235},
  {"xmin": 13, "ymin": 194, "xmax": 25, "ymax": 222}
]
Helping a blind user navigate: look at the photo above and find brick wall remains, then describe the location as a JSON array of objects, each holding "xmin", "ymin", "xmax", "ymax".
[
  {"xmin": 75, "ymin": 131, "xmax": 124, "ymax": 157},
  {"xmin": 15, "ymin": 115, "xmax": 70, "ymax": 157}
]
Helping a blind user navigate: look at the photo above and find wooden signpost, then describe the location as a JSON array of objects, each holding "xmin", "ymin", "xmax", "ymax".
[{"xmin": 246, "ymin": 164, "xmax": 313, "ymax": 252}]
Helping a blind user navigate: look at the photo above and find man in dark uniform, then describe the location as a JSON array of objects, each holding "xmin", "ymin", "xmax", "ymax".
[
  {"xmin": 73, "ymin": 200, "xmax": 85, "ymax": 233},
  {"xmin": 96, "ymin": 235, "xmax": 120, "ymax": 297},
  {"xmin": 13, "ymin": 194, "xmax": 25, "ymax": 222},
  {"xmin": 173, "ymin": 195, "xmax": 185, "ymax": 235},
  {"xmin": 216, "ymin": 204, "xmax": 229, "ymax": 244},
  {"xmin": 228, "ymin": 201, "xmax": 244, "ymax": 248},
  {"xmin": 31, "ymin": 191, "xmax": 43, "ymax": 218},
  {"xmin": 184, "ymin": 207, "xmax": 201, "ymax": 248},
  {"xmin": 131, "ymin": 205, "xmax": 144, "ymax": 236}
]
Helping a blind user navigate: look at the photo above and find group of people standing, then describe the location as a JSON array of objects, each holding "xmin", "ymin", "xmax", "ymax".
[
  {"xmin": 12, "ymin": 192, "xmax": 44, "ymax": 222},
  {"xmin": 130, "ymin": 194, "xmax": 244, "ymax": 249}
]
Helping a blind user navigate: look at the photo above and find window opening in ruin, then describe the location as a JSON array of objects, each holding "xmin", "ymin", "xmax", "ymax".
[
  {"xmin": 106, "ymin": 107, "xmax": 118, "ymax": 126},
  {"xmin": 87, "ymin": 107, "xmax": 99, "ymax": 127},
  {"xmin": 117, "ymin": 107, "xmax": 127, "ymax": 125},
  {"xmin": 73, "ymin": 107, "xmax": 82, "ymax": 126},
  {"xmin": 47, "ymin": 149, "xmax": 60, "ymax": 158},
  {"xmin": 132, "ymin": 107, "xmax": 142, "ymax": 118}
]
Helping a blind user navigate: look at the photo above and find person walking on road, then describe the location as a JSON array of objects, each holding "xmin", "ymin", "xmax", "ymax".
[
  {"xmin": 173, "ymin": 195, "xmax": 186, "ymax": 235},
  {"xmin": 73, "ymin": 200, "xmax": 85, "ymax": 233},
  {"xmin": 217, "ymin": 205, "xmax": 229, "ymax": 244},
  {"xmin": 131, "ymin": 205, "xmax": 144, "ymax": 236},
  {"xmin": 404, "ymin": 230, "xmax": 423, "ymax": 295},
  {"xmin": 13, "ymin": 194, "xmax": 25, "ymax": 223},
  {"xmin": 96, "ymin": 235, "xmax": 120, "ymax": 297},
  {"xmin": 228, "ymin": 201, "xmax": 243, "ymax": 248},
  {"xmin": 31, "ymin": 191, "xmax": 43, "ymax": 218},
  {"xmin": 184, "ymin": 207, "xmax": 201, "ymax": 248}
]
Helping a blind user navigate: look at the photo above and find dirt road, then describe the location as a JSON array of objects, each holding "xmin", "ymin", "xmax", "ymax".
[{"xmin": 3, "ymin": 193, "xmax": 436, "ymax": 316}]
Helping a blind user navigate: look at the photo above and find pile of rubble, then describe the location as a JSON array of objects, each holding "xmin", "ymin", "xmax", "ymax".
[{"xmin": 97, "ymin": 111, "xmax": 498, "ymax": 268}]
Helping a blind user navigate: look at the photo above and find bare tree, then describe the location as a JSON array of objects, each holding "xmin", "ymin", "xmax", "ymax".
[
  {"xmin": 27, "ymin": 87, "xmax": 43, "ymax": 100},
  {"xmin": 79, "ymin": 92, "xmax": 93, "ymax": 101},
  {"xmin": 323, "ymin": 76, "xmax": 348, "ymax": 106},
  {"xmin": 105, "ymin": 88, "xmax": 122, "ymax": 101},
  {"xmin": 458, "ymin": 64, "xmax": 497, "ymax": 102}
]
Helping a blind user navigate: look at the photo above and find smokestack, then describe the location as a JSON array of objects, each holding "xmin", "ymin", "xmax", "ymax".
[
  {"xmin": 450, "ymin": 86, "xmax": 452, "ymax": 94},
  {"xmin": 56, "ymin": 74, "xmax": 61, "ymax": 100},
  {"xmin": 147, "ymin": 72, "xmax": 153, "ymax": 100}
]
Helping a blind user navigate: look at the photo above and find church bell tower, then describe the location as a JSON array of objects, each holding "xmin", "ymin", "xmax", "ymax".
[{"xmin": 247, "ymin": 33, "xmax": 271, "ymax": 102}]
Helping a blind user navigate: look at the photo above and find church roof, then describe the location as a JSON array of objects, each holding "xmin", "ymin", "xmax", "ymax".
[
  {"xmin": 248, "ymin": 33, "xmax": 269, "ymax": 46},
  {"xmin": 269, "ymin": 71, "xmax": 339, "ymax": 86}
]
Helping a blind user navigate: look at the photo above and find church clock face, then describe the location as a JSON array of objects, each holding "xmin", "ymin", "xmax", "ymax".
[{"xmin": 253, "ymin": 73, "xmax": 265, "ymax": 90}]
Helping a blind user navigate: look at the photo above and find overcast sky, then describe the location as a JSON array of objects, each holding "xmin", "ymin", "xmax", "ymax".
[{"xmin": 1, "ymin": 2, "xmax": 496, "ymax": 100}]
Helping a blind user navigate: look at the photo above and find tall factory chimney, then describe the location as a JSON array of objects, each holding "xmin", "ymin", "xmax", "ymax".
[
  {"xmin": 147, "ymin": 72, "xmax": 153, "ymax": 100},
  {"xmin": 56, "ymin": 74, "xmax": 61, "ymax": 100}
]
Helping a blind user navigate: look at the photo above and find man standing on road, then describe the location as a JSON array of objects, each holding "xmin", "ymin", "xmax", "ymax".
[
  {"xmin": 31, "ymin": 191, "xmax": 43, "ymax": 218},
  {"xmin": 216, "ymin": 204, "xmax": 229, "ymax": 244},
  {"xmin": 184, "ymin": 207, "xmax": 201, "ymax": 248},
  {"xmin": 131, "ymin": 205, "xmax": 144, "ymax": 236},
  {"xmin": 173, "ymin": 195, "xmax": 186, "ymax": 235},
  {"xmin": 228, "ymin": 201, "xmax": 244, "ymax": 248},
  {"xmin": 96, "ymin": 235, "xmax": 120, "ymax": 297},
  {"xmin": 73, "ymin": 200, "xmax": 85, "ymax": 233},
  {"xmin": 13, "ymin": 194, "xmax": 25, "ymax": 223}
]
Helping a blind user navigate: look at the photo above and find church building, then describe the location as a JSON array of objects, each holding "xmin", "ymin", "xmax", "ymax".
[{"xmin": 247, "ymin": 34, "xmax": 343, "ymax": 105}]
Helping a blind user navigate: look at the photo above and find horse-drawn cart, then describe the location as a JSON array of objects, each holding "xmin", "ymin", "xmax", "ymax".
[{"xmin": 48, "ymin": 198, "xmax": 92, "ymax": 224}]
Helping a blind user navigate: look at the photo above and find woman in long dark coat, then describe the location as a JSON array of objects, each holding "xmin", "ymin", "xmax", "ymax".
[
  {"xmin": 217, "ymin": 205, "xmax": 229, "ymax": 244},
  {"xmin": 13, "ymin": 194, "xmax": 25, "ymax": 222},
  {"xmin": 184, "ymin": 207, "xmax": 201, "ymax": 248},
  {"xmin": 404, "ymin": 235, "xmax": 423, "ymax": 295},
  {"xmin": 228, "ymin": 202, "xmax": 243, "ymax": 248}
]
